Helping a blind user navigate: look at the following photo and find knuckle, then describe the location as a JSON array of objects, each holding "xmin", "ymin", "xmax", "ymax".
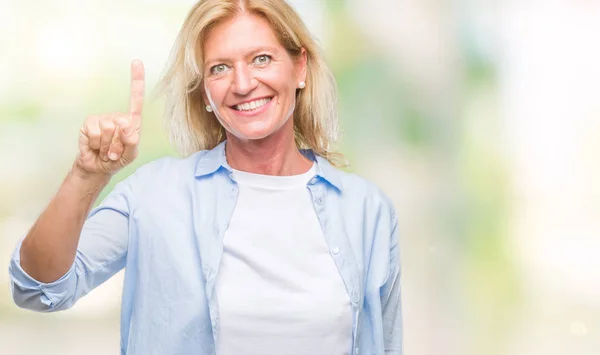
[
  {"xmin": 85, "ymin": 115, "xmax": 98, "ymax": 123},
  {"xmin": 99, "ymin": 114, "xmax": 115, "ymax": 123},
  {"xmin": 100, "ymin": 122, "xmax": 115, "ymax": 134},
  {"xmin": 88, "ymin": 131, "xmax": 101, "ymax": 140},
  {"xmin": 82, "ymin": 117, "xmax": 98, "ymax": 132},
  {"xmin": 115, "ymin": 117, "xmax": 129, "ymax": 127}
]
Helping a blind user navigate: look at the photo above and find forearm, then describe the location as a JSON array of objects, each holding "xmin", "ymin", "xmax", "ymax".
[{"xmin": 19, "ymin": 165, "xmax": 111, "ymax": 283}]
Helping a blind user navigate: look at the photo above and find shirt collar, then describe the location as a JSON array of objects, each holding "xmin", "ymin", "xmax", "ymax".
[
  {"xmin": 193, "ymin": 140, "xmax": 230, "ymax": 176},
  {"xmin": 194, "ymin": 140, "xmax": 343, "ymax": 191},
  {"xmin": 300, "ymin": 149, "xmax": 343, "ymax": 191}
]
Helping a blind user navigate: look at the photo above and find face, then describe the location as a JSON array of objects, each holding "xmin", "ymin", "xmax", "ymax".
[{"xmin": 202, "ymin": 13, "xmax": 306, "ymax": 141}]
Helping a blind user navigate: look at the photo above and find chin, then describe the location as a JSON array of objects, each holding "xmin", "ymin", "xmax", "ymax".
[
  {"xmin": 229, "ymin": 121, "xmax": 287, "ymax": 141},
  {"xmin": 228, "ymin": 127, "xmax": 276, "ymax": 141},
  {"xmin": 244, "ymin": 130, "xmax": 282, "ymax": 141}
]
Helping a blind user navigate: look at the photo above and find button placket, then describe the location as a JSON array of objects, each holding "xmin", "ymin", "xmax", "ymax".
[{"xmin": 312, "ymin": 186, "xmax": 324, "ymax": 207}]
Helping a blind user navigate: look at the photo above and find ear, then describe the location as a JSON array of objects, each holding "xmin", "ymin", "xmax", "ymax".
[{"xmin": 295, "ymin": 48, "xmax": 308, "ymax": 84}]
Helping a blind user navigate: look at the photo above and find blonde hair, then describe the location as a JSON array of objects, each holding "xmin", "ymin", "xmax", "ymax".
[{"xmin": 156, "ymin": 0, "xmax": 345, "ymax": 166}]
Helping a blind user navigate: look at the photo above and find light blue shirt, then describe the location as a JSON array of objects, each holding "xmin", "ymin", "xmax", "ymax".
[{"xmin": 9, "ymin": 141, "xmax": 402, "ymax": 355}]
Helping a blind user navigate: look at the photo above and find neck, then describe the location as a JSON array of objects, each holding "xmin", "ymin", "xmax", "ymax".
[{"xmin": 224, "ymin": 121, "xmax": 312, "ymax": 176}]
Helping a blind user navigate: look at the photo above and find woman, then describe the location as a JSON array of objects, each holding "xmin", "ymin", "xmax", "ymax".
[{"xmin": 8, "ymin": 1, "xmax": 402, "ymax": 354}]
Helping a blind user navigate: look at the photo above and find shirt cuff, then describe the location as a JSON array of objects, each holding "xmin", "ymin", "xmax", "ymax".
[{"xmin": 8, "ymin": 240, "xmax": 76, "ymax": 310}]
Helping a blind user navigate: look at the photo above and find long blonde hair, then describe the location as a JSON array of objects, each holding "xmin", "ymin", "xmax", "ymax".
[{"xmin": 156, "ymin": 0, "xmax": 345, "ymax": 166}]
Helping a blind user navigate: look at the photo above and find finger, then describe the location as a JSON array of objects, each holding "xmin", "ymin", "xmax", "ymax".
[
  {"xmin": 99, "ymin": 117, "xmax": 116, "ymax": 162},
  {"xmin": 108, "ymin": 117, "xmax": 128, "ymax": 161},
  {"xmin": 82, "ymin": 115, "xmax": 101, "ymax": 150},
  {"xmin": 78, "ymin": 129, "xmax": 92, "ymax": 155},
  {"xmin": 119, "ymin": 122, "xmax": 139, "ymax": 163},
  {"xmin": 129, "ymin": 59, "xmax": 145, "ymax": 128}
]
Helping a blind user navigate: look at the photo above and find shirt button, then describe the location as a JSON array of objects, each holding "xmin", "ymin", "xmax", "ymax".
[
  {"xmin": 309, "ymin": 177, "xmax": 317, "ymax": 184},
  {"xmin": 331, "ymin": 246, "xmax": 340, "ymax": 255},
  {"xmin": 354, "ymin": 347, "xmax": 359, "ymax": 354}
]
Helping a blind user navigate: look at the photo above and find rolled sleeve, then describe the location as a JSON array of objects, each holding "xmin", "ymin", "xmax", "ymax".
[
  {"xmin": 9, "ymin": 240, "xmax": 78, "ymax": 311},
  {"xmin": 8, "ymin": 175, "xmax": 136, "ymax": 312}
]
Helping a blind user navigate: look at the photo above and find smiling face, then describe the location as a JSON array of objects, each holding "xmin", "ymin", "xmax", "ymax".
[{"xmin": 202, "ymin": 13, "xmax": 306, "ymax": 142}]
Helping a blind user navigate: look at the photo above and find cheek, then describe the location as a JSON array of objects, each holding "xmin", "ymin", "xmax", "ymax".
[
  {"xmin": 257, "ymin": 66, "xmax": 297, "ymax": 93},
  {"xmin": 204, "ymin": 80, "xmax": 229, "ymax": 105}
]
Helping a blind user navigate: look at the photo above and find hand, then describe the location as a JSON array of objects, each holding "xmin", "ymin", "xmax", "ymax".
[{"xmin": 74, "ymin": 60, "xmax": 145, "ymax": 177}]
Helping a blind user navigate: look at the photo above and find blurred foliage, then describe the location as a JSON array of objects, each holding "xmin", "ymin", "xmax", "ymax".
[
  {"xmin": 324, "ymin": 1, "xmax": 520, "ymax": 354},
  {"xmin": 0, "ymin": 103, "xmax": 43, "ymax": 123},
  {"xmin": 8, "ymin": 1, "xmax": 596, "ymax": 355},
  {"xmin": 325, "ymin": 0, "xmax": 431, "ymax": 166}
]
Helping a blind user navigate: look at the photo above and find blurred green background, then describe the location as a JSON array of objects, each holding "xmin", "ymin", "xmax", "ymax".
[{"xmin": 1, "ymin": 0, "xmax": 599, "ymax": 354}]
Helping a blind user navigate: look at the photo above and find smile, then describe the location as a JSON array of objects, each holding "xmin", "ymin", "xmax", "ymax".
[{"xmin": 232, "ymin": 97, "xmax": 273, "ymax": 112}]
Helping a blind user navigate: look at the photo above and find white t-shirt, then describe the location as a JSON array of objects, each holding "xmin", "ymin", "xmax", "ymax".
[{"xmin": 214, "ymin": 164, "xmax": 353, "ymax": 355}]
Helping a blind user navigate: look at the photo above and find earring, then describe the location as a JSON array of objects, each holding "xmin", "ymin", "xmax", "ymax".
[
  {"xmin": 205, "ymin": 105, "xmax": 213, "ymax": 112},
  {"xmin": 298, "ymin": 81, "xmax": 306, "ymax": 89}
]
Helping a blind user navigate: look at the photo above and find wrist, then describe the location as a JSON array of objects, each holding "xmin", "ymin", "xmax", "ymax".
[{"xmin": 69, "ymin": 163, "xmax": 112, "ymax": 188}]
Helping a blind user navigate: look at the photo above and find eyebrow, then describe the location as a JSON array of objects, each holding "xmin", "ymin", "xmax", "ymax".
[{"xmin": 204, "ymin": 46, "xmax": 280, "ymax": 68}]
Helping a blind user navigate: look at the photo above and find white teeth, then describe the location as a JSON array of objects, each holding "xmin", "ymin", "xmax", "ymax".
[{"xmin": 235, "ymin": 98, "xmax": 271, "ymax": 111}]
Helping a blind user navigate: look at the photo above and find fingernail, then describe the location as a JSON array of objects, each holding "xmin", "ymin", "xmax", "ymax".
[{"xmin": 109, "ymin": 152, "xmax": 118, "ymax": 161}]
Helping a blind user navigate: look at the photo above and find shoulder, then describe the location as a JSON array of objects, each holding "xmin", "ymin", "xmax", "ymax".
[
  {"xmin": 330, "ymin": 168, "xmax": 399, "ymax": 256},
  {"xmin": 336, "ymin": 169, "xmax": 397, "ymax": 221},
  {"xmin": 314, "ymin": 153, "xmax": 397, "ymax": 219}
]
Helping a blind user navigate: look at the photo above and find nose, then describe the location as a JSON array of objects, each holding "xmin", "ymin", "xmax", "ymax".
[{"xmin": 231, "ymin": 64, "xmax": 258, "ymax": 95}]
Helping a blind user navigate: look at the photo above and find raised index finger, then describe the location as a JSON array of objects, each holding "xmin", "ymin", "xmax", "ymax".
[{"xmin": 129, "ymin": 59, "xmax": 145, "ymax": 127}]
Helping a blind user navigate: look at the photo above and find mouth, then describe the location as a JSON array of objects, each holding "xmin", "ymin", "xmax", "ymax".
[{"xmin": 229, "ymin": 96, "xmax": 274, "ymax": 115}]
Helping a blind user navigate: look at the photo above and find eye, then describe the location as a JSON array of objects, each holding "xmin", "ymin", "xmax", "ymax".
[
  {"xmin": 210, "ymin": 64, "xmax": 229, "ymax": 75},
  {"xmin": 253, "ymin": 54, "xmax": 272, "ymax": 66}
]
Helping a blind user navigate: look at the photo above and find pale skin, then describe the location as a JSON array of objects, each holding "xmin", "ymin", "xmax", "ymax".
[
  {"xmin": 19, "ymin": 60, "xmax": 145, "ymax": 283},
  {"xmin": 20, "ymin": 13, "xmax": 310, "ymax": 283},
  {"xmin": 202, "ymin": 13, "xmax": 312, "ymax": 175}
]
